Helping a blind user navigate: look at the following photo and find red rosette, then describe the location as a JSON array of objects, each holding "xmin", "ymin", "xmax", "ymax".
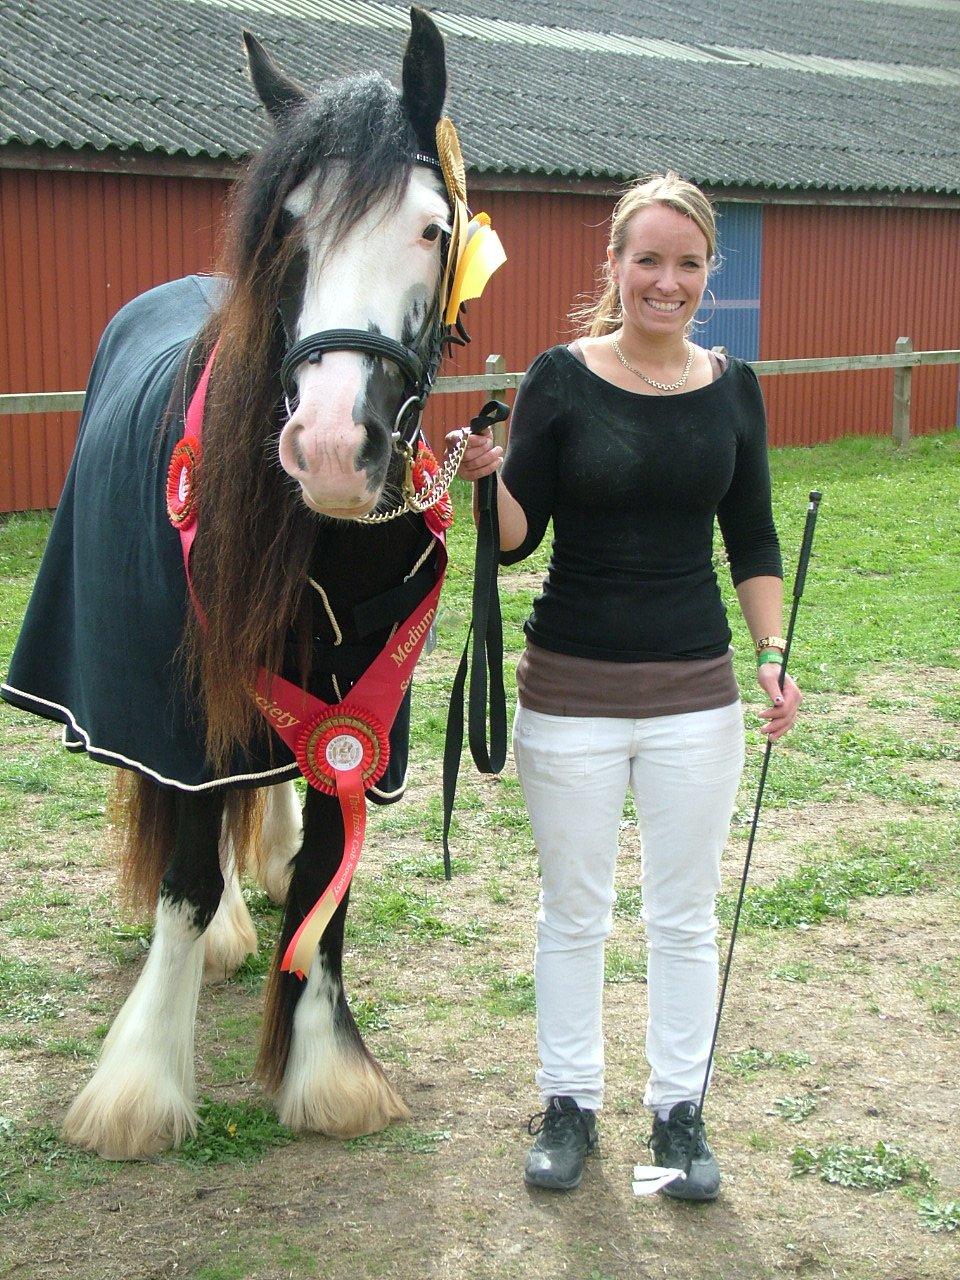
[
  {"xmin": 166, "ymin": 435, "xmax": 201, "ymax": 529},
  {"xmin": 295, "ymin": 706, "xmax": 390, "ymax": 796},
  {"xmin": 412, "ymin": 441, "xmax": 454, "ymax": 530}
]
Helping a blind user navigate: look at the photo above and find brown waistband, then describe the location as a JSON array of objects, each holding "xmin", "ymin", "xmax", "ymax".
[{"xmin": 516, "ymin": 643, "xmax": 739, "ymax": 718}]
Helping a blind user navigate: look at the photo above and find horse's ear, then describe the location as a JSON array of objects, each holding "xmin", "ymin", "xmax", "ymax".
[
  {"xmin": 401, "ymin": 7, "xmax": 447, "ymax": 151},
  {"xmin": 243, "ymin": 31, "xmax": 308, "ymax": 125}
]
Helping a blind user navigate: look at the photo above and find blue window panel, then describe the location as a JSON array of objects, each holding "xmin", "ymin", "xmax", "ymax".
[{"xmin": 694, "ymin": 202, "xmax": 762, "ymax": 361}]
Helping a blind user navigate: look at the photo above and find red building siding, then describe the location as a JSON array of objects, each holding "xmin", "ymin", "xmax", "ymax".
[
  {"xmin": 2, "ymin": 167, "xmax": 958, "ymax": 510},
  {"xmin": 1, "ymin": 168, "xmax": 229, "ymax": 510},
  {"xmin": 759, "ymin": 204, "xmax": 960, "ymax": 446}
]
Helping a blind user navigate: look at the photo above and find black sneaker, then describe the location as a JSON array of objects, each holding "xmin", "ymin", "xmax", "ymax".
[
  {"xmin": 524, "ymin": 1096, "xmax": 598, "ymax": 1190},
  {"xmin": 648, "ymin": 1101, "xmax": 721, "ymax": 1202}
]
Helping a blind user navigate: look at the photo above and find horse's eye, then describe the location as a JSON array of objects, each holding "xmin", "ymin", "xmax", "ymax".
[{"xmin": 421, "ymin": 222, "xmax": 443, "ymax": 243}]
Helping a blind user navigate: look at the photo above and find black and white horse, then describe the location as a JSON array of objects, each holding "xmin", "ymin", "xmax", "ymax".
[{"xmin": 2, "ymin": 10, "xmax": 466, "ymax": 1158}]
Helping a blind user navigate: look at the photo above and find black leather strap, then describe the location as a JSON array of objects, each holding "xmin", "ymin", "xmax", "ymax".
[
  {"xmin": 442, "ymin": 399, "xmax": 511, "ymax": 878},
  {"xmin": 352, "ymin": 560, "xmax": 436, "ymax": 638},
  {"xmin": 280, "ymin": 329, "xmax": 424, "ymax": 398}
]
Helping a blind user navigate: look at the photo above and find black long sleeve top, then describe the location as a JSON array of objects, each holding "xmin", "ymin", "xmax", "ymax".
[{"xmin": 500, "ymin": 346, "xmax": 783, "ymax": 662}]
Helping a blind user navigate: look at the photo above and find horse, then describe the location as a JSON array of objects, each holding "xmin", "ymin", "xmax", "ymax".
[{"xmin": 2, "ymin": 9, "xmax": 482, "ymax": 1159}]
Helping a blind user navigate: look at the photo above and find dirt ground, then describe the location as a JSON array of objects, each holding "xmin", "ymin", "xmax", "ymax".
[{"xmin": 1, "ymin": 676, "xmax": 959, "ymax": 1280}]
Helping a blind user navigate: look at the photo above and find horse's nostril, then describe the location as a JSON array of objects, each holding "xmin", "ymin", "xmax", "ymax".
[
  {"xmin": 282, "ymin": 424, "xmax": 308, "ymax": 475},
  {"xmin": 294, "ymin": 443, "xmax": 307, "ymax": 474}
]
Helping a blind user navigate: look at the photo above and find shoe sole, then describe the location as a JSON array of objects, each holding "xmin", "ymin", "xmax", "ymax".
[
  {"xmin": 524, "ymin": 1144, "xmax": 597, "ymax": 1192},
  {"xmin": 524, "ymin": 1170, "xmax": 584, "ymax": 1191},
  {"xmin": 659, "ymin": 1179, "xmax": 720, "ymax": 1203}
]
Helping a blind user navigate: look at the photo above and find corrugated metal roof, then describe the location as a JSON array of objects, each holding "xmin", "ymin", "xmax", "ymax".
[{"xmin": 1, "ymin": 0, "xmax": 958, "ymax": 193}]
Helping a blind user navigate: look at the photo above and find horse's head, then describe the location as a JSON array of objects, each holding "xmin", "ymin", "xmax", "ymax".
[{"xmin": 243, "ymin": 9, "xmax": 450, "ymax": 519}]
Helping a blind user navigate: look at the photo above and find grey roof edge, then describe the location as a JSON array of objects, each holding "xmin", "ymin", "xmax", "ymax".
[{"xmin": 3, "ymin": 139, "xmax": 959, "ymax": 202}]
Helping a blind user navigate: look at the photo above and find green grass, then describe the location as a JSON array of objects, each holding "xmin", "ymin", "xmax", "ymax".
[
  {"xmin": 614, "ymin": 887, "xmax": 645, "ymax": 918},
  {"xmin": 723, "ymin": 1047, "xmax": 812, "ymax": 1078},
  {"xmin": 718, "ymin": 845, "xmax": 930, "ymax": 931},
  {"xmin": 348, "ymin": 882, "xmax": 451, "ymax": 946},
  {"xmin": 770, "ymin": 962, "xmax": 816, "ymax": 983},
  {"xmin": 604, "ymin": 945, "xmax": 647, "ymax": 984},
  {"xmin": 483, "ymin": 971, "xmax": 536, "ymax": 1017},
  {"xmin": 0, "ymin": 956, "xmax": 87, "ymax": 1023},
  {"xmin": 175, "ymin": 1099, "xmax": 292, "ymax": 1165},
  {"xmin": 911, "ymin": 960, "xmax": 960, "ymax": 1020},
  {"xmin": 346, "ymin": 1125, "xmax": 451, "ymax": 1154},
  {"xmin": 916, "ymin": 1196, "xmax": 960, "ymax": 1233},
  {"xmin": 791, "ymin": 1141, "xmax": 931, "ymax": 1191},
  {"xmin": 348, "ymin": 994, "xmax": 391, "ymax": 1033},
  {"xmin": 0, "ymin": 1120, "xmax": 105, "ymax": 1216},
  {"xmin": 770, "ymin": 1094, "xmax": 817, "ymax": 1123},
  {"xmin": 755, "ymin": 435, "xmax": 960, "ymax": 689}
]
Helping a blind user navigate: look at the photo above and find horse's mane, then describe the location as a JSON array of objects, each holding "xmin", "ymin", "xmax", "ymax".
[{"xmin": 185, "ymin": 73, "xmax": 423, "ymax": 771}]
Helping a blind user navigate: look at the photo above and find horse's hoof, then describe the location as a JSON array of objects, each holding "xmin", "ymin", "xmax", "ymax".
[
  {"xmin": 275, "ymin": 1046, "xmax": 411, "ymax": 1137},
  {"xmin": 62, "ymin": 1086, "xmax": 196, "ymax": 1160}
]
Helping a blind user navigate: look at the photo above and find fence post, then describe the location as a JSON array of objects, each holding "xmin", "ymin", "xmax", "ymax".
[
  {"xmin": 485, "ymin": 353, "xmax": 509, "ymax": 448},
  {"xmin": 893, "ymin": 336, "xmax": 913, "ymax": 447}
]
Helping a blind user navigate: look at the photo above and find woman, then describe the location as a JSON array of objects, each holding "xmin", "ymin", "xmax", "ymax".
[{"xmin": 455, "ymin": 171, "xmax": 801, "ymax": 1199}]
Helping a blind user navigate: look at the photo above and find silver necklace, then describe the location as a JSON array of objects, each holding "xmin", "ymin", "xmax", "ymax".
[{"xmin": 612, "ymin": 337, "xmax": 694, "ymax": 392}]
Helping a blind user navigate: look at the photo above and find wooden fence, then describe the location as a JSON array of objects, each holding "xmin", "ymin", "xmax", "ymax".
[{"xmin": 2, "ymin": 341, "xmax": 959, "ymax": 452}]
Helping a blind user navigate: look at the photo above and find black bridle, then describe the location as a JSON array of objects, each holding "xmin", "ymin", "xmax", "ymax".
[{"xmin": 278, "ymin": 151, "xmax": 455, "ymax": 457}]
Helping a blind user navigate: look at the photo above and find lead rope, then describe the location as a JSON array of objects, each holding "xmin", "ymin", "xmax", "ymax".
[{"xmin": 441, "ymin": 399, "xmax": 512, "ymax": 877}]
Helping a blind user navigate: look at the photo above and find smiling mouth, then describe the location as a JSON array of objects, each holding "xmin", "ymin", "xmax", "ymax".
[{"xmin": 645, "ymin": 299, "xmax": 684, "ymax": 312}]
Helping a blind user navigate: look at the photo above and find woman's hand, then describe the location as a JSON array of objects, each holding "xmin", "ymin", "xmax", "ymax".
[
  {"xmin": 449, "ymin": 426, "xmax": 503, "ymax": 482},
  {"xmin": 756, "ymin": 664, "xmax": 802, "ymax": 741}
]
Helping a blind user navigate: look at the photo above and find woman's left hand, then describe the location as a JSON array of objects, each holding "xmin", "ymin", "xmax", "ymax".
[{"xmin": 756, "ymin": 665, "xmax": 802, "ymax": 741}]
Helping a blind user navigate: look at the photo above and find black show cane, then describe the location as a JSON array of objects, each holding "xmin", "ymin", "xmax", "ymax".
[
  {"xmin": 441, "ymin": 400, "xmax": 511, "ymax": 878},
  {"xmin": 633, "ymin": 489, "xmax": 823, "ymax": 1196}
]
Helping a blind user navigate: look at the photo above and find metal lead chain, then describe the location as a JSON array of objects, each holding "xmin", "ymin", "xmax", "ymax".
[{"xmin": 357, "ymin": 431, "xmax": 469, "ymax": 524}]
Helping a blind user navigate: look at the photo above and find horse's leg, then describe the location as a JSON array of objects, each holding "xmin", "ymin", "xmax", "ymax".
[
  {"xmin": 250, "ymin": 780, "xmax": 302, "ymax": 905},
  {"xmin": 63, "ymin": 789, "xmax": 225, "ymax": 1159},
  {"xmin": 258, "ymin": 786, "xmax": 410, "ymax": 1137},
  {"xmin": 203, "ymin": 833, "xmax": 258, "ymax": 985}
]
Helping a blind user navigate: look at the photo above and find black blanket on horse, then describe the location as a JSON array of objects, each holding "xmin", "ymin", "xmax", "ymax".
[{"xmin": 2, "ymin": 275, "xmax": 413, "ymax": 797}]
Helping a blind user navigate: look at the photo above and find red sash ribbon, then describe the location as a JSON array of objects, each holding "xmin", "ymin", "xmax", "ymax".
[{"xmin": 168, "ymin": 345, "xmax": 450, "ymax": 978}]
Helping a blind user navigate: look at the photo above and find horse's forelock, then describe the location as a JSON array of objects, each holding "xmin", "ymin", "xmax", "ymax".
[{"xmin": 234, "ymin": 73, "xmax": 418, "ymax": 291}]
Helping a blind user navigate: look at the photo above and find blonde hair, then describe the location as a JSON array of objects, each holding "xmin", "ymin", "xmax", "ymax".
[{"xmin": 573, "ymin": 171, "xmax": 717, "ymax": 337}]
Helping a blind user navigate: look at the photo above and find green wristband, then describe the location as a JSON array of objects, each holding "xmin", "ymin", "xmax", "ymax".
[{"xmin": 757, "ymin": 650, "xmax": 784, "ymax": 667}]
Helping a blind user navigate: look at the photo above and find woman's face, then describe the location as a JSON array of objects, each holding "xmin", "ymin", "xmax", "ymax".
[{"xmin": 608, "ymin": 203, "xmax": 709, "ymax": 342}]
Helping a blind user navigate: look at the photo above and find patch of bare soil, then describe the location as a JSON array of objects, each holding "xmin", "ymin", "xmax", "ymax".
[{"xmin": 1, "ymin": 671, "xmax": 959, "ymax": 1280}]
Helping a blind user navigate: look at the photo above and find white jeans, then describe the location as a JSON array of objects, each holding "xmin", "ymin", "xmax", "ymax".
[{"xmin": 513, "ymin": 700, "xmax": 745, "ymax": 1113}]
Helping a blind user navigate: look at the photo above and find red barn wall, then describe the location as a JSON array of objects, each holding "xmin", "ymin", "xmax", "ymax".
[
  {"xmin": 759, "ymin": 203, "xmax": 960, "ymax": 446},
  {"xmin": 1, "ymin": 167, "xmax": 229, "ymax": 511},
  {"xmin": 2, "ymin": 165, "xmax": 958, "ymax": 511}
]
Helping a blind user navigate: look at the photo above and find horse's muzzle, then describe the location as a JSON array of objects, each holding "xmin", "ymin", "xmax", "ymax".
[{"xmin": 278, "ymin": 357, "xmax": 393, "ymax": 516}]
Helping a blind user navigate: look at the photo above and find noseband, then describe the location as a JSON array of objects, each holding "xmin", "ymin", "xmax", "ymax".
[{"xmin": 279, "ymin": 321, "xmax": 437, "ymax": 451}]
